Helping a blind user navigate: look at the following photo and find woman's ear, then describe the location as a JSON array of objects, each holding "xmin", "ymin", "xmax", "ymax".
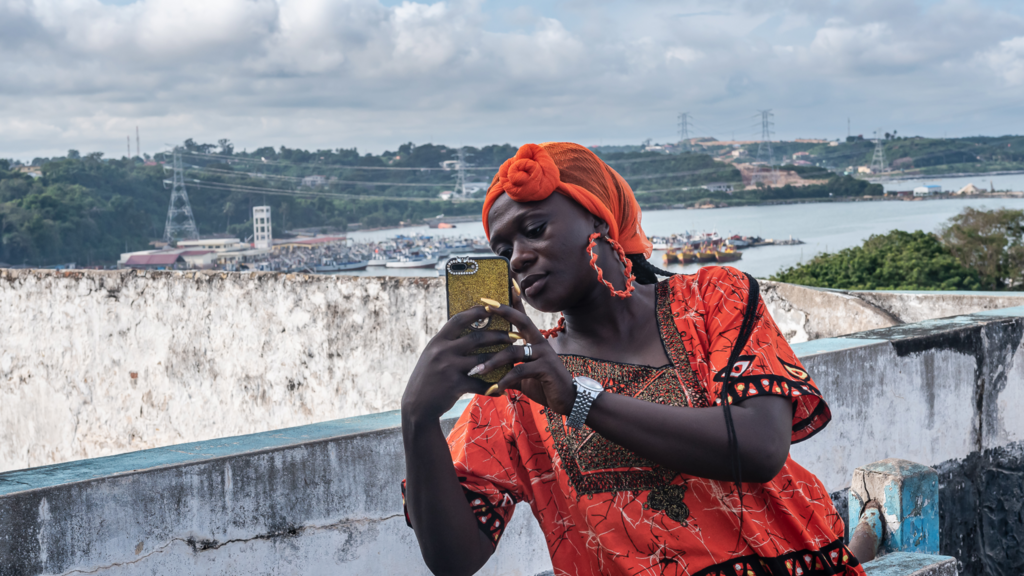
[{"xmin": 592, "ymin": 217, "xmax": 611, "ymax": 236}]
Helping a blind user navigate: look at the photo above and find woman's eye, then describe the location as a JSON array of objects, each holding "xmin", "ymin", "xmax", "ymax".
[
  {"xmin": 525, "ymin": 224, "xmax": 545, "ymax": 238},
  {"xmin": 498, "ymin": 248, "xmax": 512, "ymax": 259}
]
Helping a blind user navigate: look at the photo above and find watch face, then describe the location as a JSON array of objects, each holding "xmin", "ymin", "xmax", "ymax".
[{"xmin": 575, "ymin": 376, "xmax": 604, "ymax": 393}]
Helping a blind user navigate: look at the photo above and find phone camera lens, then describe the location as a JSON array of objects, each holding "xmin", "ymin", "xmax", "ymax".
[{"xmin": 451, "ymin": 263, "xmax": 467, "ymax": 272}]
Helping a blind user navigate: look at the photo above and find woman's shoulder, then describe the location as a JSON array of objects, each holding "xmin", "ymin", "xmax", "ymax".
[{"xmin": 661, "ymin": 266, "xmax": 750, "ymax": 305}]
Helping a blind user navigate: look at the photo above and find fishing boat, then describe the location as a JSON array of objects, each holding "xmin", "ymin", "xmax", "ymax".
[
  {"xmin": 663, "ymin": 249, "xmax": 681, "ymax": 265},
  {"xmin": 367, "ymin": 254, "xmax": 396, "ymax": 267},
  {"xmin": 315, "ymin": 260, "xmax": 369, "ymax": 272},
  {"xmin": 715, "ymin": 248, "xmax": 742, "ymax": 263},
  {"xmin": 386, "ymin": 255, "xmax": 439, "ymax": 269},
  {"xmin": 695, "ymin": 251, "xmax": 718, "ymax": 263}
]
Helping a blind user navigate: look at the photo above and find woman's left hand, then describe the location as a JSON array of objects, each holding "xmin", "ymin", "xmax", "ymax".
[{"xmin": 474, "ymin": 298, "xmax": 577, "ymax": 415}]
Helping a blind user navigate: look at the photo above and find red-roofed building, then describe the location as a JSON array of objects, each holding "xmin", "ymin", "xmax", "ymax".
[{"xmin": 123, "ymin": 253, "xmax": 187, "ymax": 269}]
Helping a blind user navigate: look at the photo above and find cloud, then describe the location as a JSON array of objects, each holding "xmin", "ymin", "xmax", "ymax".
[
  {"xmin": 0, "ymin": 0, "xmax": 1023, "ymax": 160},
  {"xmin": 979, "ymin": 36, "xmax": 1024, "ymax": 86}
]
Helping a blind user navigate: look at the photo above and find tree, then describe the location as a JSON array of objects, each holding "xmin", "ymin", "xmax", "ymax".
[
  {"xmin": 771, "ymin": 230, "xmax": 981, "ymax": 290},
  {"xmin": 217, "ymin": 139, "xmax": 234, "ymax": 156},
  {"xmin": 939, "ymin": 207, "xmax": 1024, "ymax": 289}
]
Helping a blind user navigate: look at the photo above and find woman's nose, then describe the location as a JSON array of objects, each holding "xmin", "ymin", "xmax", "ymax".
[{"xmin": 509, "ymin": 243, "xmax": 535, "ymax": 273}]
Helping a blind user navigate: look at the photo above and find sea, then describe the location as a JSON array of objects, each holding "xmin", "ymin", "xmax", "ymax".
[{"xmin": 344, "ymin": 176, "xmax": 1024, "ymax": 279}]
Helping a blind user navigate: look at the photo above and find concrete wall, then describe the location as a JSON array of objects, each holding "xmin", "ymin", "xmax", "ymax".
[
  {"xmin": 2, "ymin": 305, "xmax": 1024, "ymax": 575},
  {"xmin": 761, "ymin": 281, "xmax": 1024, "ymax": 343},
  {"xmin": 2, "ymin": 268, "xmax": 1022, "ymax": 473},
  {"xmin": 0, "ymin": 403, "xmax": 552, "ymax": 576}
]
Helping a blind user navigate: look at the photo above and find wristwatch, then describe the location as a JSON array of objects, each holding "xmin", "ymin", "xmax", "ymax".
[{"xmin": 566, "ymin": 376, "xmax": 603, "ymax": 429}]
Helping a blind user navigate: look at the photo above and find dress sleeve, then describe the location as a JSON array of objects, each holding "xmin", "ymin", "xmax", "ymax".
[
  {"xmin": 401, "ymin": 394, "xmax": 527, "ymax": 547},
  {"xmin": 686, "ymin": 266, "xmax": 832, "ymax": 443}
]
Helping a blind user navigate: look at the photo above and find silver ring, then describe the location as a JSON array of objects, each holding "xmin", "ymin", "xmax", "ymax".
[{"xmin": 523, "ymin": 343, "xmax": 533, "ymax": 361}]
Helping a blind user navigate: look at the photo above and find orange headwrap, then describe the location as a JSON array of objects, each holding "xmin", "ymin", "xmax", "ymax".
[{"xmin": 482, "ymin": 142, "xmax": 653, "ymax": 258}]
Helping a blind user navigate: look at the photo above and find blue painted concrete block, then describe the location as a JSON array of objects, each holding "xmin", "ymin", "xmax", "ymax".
[{"xmin": 850, "ymin": 459, "xmax": 940, "ymax": 556}]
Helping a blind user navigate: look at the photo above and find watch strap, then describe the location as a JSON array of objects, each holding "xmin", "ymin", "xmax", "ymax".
[{"xmin": 566, "ymin": 378, "xmax": 600, "ymax": 429}]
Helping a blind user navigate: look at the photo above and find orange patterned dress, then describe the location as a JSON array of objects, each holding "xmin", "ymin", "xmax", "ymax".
[{"xmin": 404, "ymin": 267, "xmax": 864, "ymax": 576}]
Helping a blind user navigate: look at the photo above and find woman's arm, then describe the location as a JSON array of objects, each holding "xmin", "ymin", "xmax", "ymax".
[
  {"xmin": 479, "ymin": 304, "xmax": 793, "ymax": 483},
  {"xmin": 400, "ymin": 307, "xmax": 516, "ymax": 575},
  {"xmin": 585, "ymin": 393, "xmax": 792, "ymax": 483},
  {"xmin": 402, "ymin": 413, "xmax": 494, "ymax": 575}
]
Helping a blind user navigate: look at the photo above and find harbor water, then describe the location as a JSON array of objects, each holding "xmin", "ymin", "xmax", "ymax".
[{"xmin": 345, "ymin": 196, "xmax": 1024, "ymax": 279}]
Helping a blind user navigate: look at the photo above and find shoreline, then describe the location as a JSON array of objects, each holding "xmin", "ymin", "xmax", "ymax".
[{"xmin": 349, "ymin": 192, "xmax": 1024, "ymax": 236}]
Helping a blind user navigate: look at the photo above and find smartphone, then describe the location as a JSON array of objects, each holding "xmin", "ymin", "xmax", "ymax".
[{"xmin": 445, "ymin": 256, "xmax": 513, "ymax": 384}]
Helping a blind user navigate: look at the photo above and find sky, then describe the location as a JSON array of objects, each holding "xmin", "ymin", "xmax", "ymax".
[{"xmin": 2, "ymin": 0, "xmax": 1024, "ymax": 161}]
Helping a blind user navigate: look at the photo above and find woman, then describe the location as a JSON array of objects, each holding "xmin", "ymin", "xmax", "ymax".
[{"xmin": 401, "ymin": 143, "xmax": 862, "ymax": 576}]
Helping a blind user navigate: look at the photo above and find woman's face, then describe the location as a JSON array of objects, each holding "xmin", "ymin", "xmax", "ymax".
[{"xmin": 487, "ymin": 192, "xmax": 606, "ymax": 313}]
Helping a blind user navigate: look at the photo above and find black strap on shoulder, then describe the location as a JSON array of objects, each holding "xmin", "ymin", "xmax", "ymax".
[{"xmin": 721, "ymin": 273, "xmax": 760, "ymax": 546}]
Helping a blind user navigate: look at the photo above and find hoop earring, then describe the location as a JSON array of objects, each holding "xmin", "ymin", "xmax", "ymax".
[
  {"xmin": 586, "ymin": 232, "xmax": 635, "ymax": 299},
  {"xmin": 540, "ymin": 314, "xmax": 566, "ymax": 339}
]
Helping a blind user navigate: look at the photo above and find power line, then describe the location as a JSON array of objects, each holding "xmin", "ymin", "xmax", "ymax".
[
  {"xmin": 174, "ymin": 150, "xmax": 498, "ymax": 171},
  {"xmin": 190, "ymin": 166, "xmax": 452, "ymax": 187},
  {"xmin": 189, "ymin": 180, "xmax": 474, "ymax": 202}
]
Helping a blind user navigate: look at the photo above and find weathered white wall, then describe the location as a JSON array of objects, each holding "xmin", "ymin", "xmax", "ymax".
[
  {"xmin": 760, "ymin": 281, "xmax": 1024, "ymax": 343},
  {"xmin": 2, "ymin": 269, "xmax": 1021, "ymax": 473},
  {"xmin": 0, "ymin": 270, "xmax": 437, "ymax": 472}
]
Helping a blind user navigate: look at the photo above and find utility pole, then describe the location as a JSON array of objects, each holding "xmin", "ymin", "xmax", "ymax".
[
  {"xmin": 871, "ymin": 129, "xmax": 887, "ymax": 174},
  {"xmin": 127, "ymin": 136, "xmax": 131, "ymax": 159},
  {"xmin": 454, "ymin": 147, "xmax": 472, "ymax": 197},
  {"xmin": 163, "ymin": 147, "xmax": 200, "ymax": 243},
  {"xmin": 678, "ymin": 113, "xmax": 692, "ymax": 152},
  {"xmin": 847, "ymin": 117, "xmax": 850, "ymax": 139},
  {"xmin": 755, "ymin": 109, "xmax": 777, "ymax": 185},
  {"xmin": 136, "ymin": 126, "xmax": 141, "ymax": 158}
]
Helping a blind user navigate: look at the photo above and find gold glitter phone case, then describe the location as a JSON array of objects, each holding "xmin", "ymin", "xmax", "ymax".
[{"xmin": 445, "ymin": 256, "xmax": 513, "ymax": 384}]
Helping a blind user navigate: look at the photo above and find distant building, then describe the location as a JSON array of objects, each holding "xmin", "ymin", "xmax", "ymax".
[
  {"xmin": 793, "ymin": 151, "xmax": 810, "ymax": 158},
  {"xmin": 14, "ymin": 166, "xmax": 42, "ymax": 178},
  {"xmin": 122, "ymin": 252, "xmax": 188, "ymax": 270},
  {"xmin": 857, "ymin": 166, "xmax": 872, "ymax": 174},
  {"xmin": 913, "ymin": 184, "xmax": 942, "ymax": 197},
  {"xmin": 253, "ymin": 206, "xmax": 272, "ymax": 250},
  {"xmin": 703, "ymin": 183, "xmax": 734, "ymax": 193},
  {"xmin": 438, "ymin": 191, "xmax": 454, "ymax": 201},
  {"xmin": 176, "ymin": 238, "xmax": 245, "ymax": 251},
  {"xmin": 301, "ymin": 175, "xmax": 326, "ymax": 187}
]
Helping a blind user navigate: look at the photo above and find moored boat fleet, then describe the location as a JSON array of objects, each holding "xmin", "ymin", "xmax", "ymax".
[
  {"xmin": 253, "ymin": 231, "xmax": 802, "ymax": 274},
  {"xmin": 650, "ymin": 232, "xmax": 804, "ymax": 266}
]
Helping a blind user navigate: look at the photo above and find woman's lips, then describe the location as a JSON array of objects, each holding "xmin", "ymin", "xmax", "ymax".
[{"xmin": 521, "ymin": 274, "xmax": 546, "ymax": 297}]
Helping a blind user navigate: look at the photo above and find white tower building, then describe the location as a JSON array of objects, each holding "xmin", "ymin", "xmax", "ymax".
[{"xmin": 253, "ymin": 206, "xmax": 272, "ymax": 250}]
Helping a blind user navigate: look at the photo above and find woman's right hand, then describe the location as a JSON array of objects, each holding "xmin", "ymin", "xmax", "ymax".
[{"xmin": 401, "ymin": 305, "xmax": 516, "ymax": 422}]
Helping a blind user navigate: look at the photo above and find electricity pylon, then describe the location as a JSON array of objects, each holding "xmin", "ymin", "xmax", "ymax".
[
  {"xmin": 871, "ymin": 129, "xmax": 887, "ymax": 174},
  {"xmin": 163, "ymin": 147, "xmax": 200, "ymax": 243},
  {"xmin": 678, "ymin": 113, "xmax": 693, "ymax": 152},
  {"xmin": 453, "ymin": 147, "xmax": 473, "ymax": 197},
  {"xmin": 755, "ymin": 109, "xmax": 777, "ymax": 185}
]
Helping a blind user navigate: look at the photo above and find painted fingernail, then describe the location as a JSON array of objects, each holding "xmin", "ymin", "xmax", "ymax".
[
  {"xmin": 485, "ymin": 384, "xmax": 500, "ymax": 396},
  {"xmin": 508, "ymin": 332, "xmax": 523, "ymax": 340},
  {"xmin": 480, "ymin": 298, "xmax": 501, "ymax": 308},
  {"xmin": 484, "ymin": 306, "xmax": 493, "ymax": 313},
  {"xmin": 512, "ymin": 279, "xmax": 521, "ymax": 295},
  {"xmin": 468, "ymin": 364, "xmax": 486, "ymax": 376}
]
